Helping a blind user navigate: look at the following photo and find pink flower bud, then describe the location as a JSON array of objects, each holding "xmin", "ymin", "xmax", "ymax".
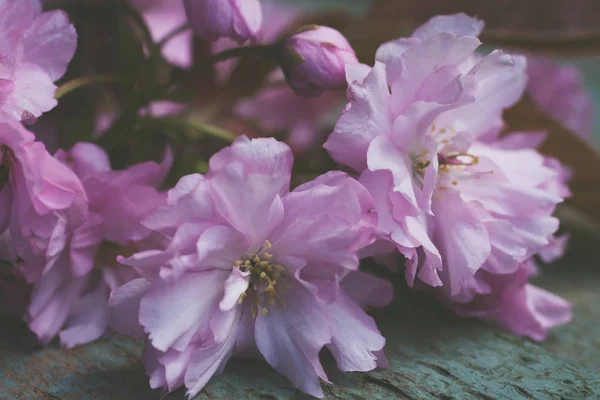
[
  {"xmin": 281, "ymin": 25, "xmax": 358, "ymax": 97},
  {"xmin": 183, "ymin": 0, "xmax": 262, "ymax": 43}
]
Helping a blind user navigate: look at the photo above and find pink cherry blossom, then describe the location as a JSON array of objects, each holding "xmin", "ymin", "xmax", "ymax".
[
  {"xmin": 25, "ymin": 142, "xmax": 170, "ymax": 348},
  {"xmin": 109, "ymin": 136, "xmax": 391, "ymax": 398},
  {"xmin": 324, "ymin": 13, "xmax": 571, "ymax": 338},
  {"xmin": 0, "ymin": 116, "xmax": 87, "ymax": 283},
  {"xmin": 281, "ymin": 25, "xmax": 358, "ymax": 97},
  {"xmin": 184, "ymin": 0, "xmax": 262, "ymax": 43},
  {"xmin": 527, "ymin": 56, "xmax": 594, "ymax": 138},
  {"xmin": 235, "ymin": 70, "xmax": 344, "ymax": 153},
  {"xmin": 0, "ymin": 0, "xmax": 77, "ymax": 120}
]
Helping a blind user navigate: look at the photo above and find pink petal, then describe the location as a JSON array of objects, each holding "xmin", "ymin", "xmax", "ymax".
[
  {"xmin": 438, "ymin": 51, "xmax": 527, "ymax": 138},
  {"xmin": 219, "ymin": 268, "xmax": 250, "ymax": 311},
  {"xmin": 411, "ymin": 13, "xmax": 484, "ymax": 40},
  {"xmin": 59, "ymin": 280, "xmax": 109, "ymax": 348},
  {"xmin": 22, "ymin": 10, "xmax": 77, "ymax": 81},
  {"xmin": 26, "ymin": 257, "xmax": 91, "ymax": 344},
  {"xmin": 324, "ymin": 61, "xmax": 391, "ymax": 172},
  {"xmin": 184, "ymin": 307, "xmax": 244, "ymax": 397},
  {"xmin": 272, "ymin": 171, "xmax": 375, "ymax": 269},
  {"xmin": 255, "ymin": 281, "xmax": 331, "ymax": 398},
  {"xmin": 432, "ymin": 190, "xmax": 491, "ymax": 296},
  {"xmin": 210, "ymin": 164, "xmax": 285, "ymax": 249},
  {"xmin": 108, "ymin": 278, "xmax": 151, "ymax": 338},
  {"xmin": 145, "ymin": 174, "xmax": 214, "ymax": 232},
  {"xmin": 1, "ymin": 63, "xmax": 57, "ymax": 120},
  {"xmin": 140, "ymin": 269, "xmax": 228, "ymax": 352},
  {"xmin": 327, "ymin": 291, "xmax": 386, "ymax": 372}
]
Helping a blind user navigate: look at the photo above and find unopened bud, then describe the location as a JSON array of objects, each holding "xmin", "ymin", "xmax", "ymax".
[{"xmin": 280, "ymin": 25, "xmax": 358, "ymax": 97}]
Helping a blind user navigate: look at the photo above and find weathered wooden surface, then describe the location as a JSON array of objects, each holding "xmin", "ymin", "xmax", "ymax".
[{"xmin": 1, "ymin": 235, "xmax": 599, "ymax": 400}]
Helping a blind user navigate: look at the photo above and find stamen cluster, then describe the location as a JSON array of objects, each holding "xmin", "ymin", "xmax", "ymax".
[{"xmin": 234, "ymin": 240, "xmax": 286, "ymax": 316}]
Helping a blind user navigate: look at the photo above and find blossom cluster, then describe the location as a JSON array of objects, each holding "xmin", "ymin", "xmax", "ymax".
[{"xmin": 0, "ymin": 0, "xmax": 592, "ymax": 398}]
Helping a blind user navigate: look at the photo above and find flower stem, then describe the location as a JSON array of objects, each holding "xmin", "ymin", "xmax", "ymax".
[
  {"xmin": 156, "ymin": 117, "xmax": 236, "ymax": 143},
  {"xmin": 55, "ymin": 75, "xmax": 127, "ymax": 100}
]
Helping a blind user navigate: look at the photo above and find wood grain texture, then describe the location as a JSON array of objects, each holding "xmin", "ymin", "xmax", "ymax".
[
  {"xmin": 367, "ymin": 0, "xmax": 600, "ymax": 55},
  {"xmin": 1, "ymin": 239, "xmax": 599, "ymax": 400}
]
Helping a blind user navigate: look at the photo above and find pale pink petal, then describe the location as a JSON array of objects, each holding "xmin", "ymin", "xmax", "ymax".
[
  {"xmin": 432, "ymin": 190, "xmax": 491, "ymax": 296},
  {"xmin": 208, "ymin": 138, "xmax": 292, "ymax": 232},
  {"xmin": 255, "ymin": 282, "xmax": 331, "ymax": 398},
  {"xmin": 140, "ymin": 269, "xmax": 228, "ymax": 352},
  {"xmin": 145, "ymin": 174, "xmax": 215, "ymax": 232},
  {"xmin": 383, "ymin": 34, "xmax": 480, "ymax": 113},
  {"xmin": 411, "ymin": 13, "xmax": 484, "ymax": 40},
  {"xmin": 184, "ymin": 307, "xmax": 242, "ymax": 397},
  {"xmin": 219, "ymin": 268, "xmax": 250, "ymax": 311},
  {"xmin": 437, "ymin": 51, "xmax": 527, "ymax": 138},
  {"xmin": 272, "ymin": 171, "xmax": 375, "ymax": 269},
  {"xmin": 324, "ymin": 61, "xmax": 391, "ymax": 172},
  {"xmin": 327, "ymin": 291, "xmax": 386, "ymax": 372},
  {"xmin": 59, "ymin": 280, "xmax": 109, "ymax": 348},
  {"xmin": 108, "ymin": 278, "xmax": 151, "ymax": 338},
  {"xmin": 1, "ymin": 63, "xmax": 57, "ymax": 120},
  {"xmin": 22, "ymin": 10, "xmax": 77, "ymax": 81},
  {"xmin": 26, "ymin": 257, "xmax": 91, "ymax": 344}
]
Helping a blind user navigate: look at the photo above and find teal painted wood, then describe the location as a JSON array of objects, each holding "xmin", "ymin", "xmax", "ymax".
[{"xmin": 1, "ymin": 238, "xmax": 599, "ymax": 399}]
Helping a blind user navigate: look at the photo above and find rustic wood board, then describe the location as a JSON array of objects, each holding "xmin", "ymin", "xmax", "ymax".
[{"xmin": 1, "ymin": 236, "xmax": 599, "ymax": 400}]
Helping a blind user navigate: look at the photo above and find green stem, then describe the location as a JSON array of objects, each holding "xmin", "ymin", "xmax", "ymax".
[
  {"xmin": 159, "ymin": 117, "xmax": 236, "ymax": 142},
  {"xmin": 188, "ymin": 120, "xmax": 236, "ymax": 142},
  {"xmin": 55, "ymin": 75, "xmax": 127, "ymax": 99}
]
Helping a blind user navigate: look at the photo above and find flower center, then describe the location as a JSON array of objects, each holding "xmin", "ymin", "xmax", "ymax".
[{"xmin": 234, "ymin": 240, "xmax": 286, "ymax": 317}]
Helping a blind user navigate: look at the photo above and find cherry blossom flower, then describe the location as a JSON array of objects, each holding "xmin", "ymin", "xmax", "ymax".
[
  {"xmin": 0, "ymin": 0, "xmax": 77, "ymax": 121},
  {"xmin": 109, "ymin": 136, "xmax": 391, "ymax": 398},
  {"xmin": 24, "ymin": 142, "xmax": 170, "ymax": 348},
  {"xmin": 0, "ymin": 116, "xmax": 87, "ymax": 283},
  {"xmin": 324, "ymin": 13, "xmax": 571, "ymax": 338}
]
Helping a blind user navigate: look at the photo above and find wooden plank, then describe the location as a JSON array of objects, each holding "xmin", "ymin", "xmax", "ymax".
[{"xmin": 1, "ymin": 239, "xmax": 599, "ymax": 400}]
